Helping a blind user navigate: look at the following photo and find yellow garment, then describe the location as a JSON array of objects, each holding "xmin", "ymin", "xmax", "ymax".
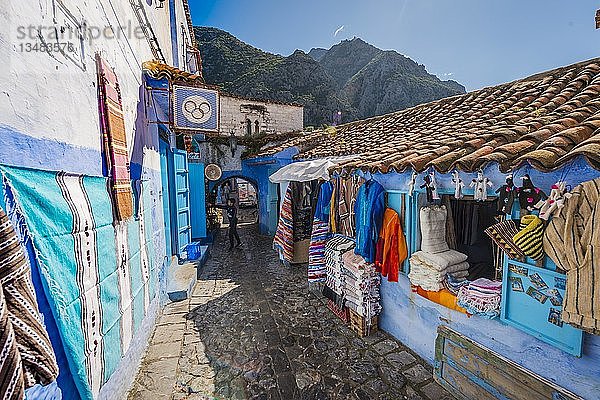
[{"xmin": 415, "ymin": 287, "xmax": 467, "ymax": 314}]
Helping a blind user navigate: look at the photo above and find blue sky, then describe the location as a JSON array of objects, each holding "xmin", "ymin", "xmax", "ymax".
[{"xmin": 190, "ymin": 0, "xmax": 600, "ymax": 91}]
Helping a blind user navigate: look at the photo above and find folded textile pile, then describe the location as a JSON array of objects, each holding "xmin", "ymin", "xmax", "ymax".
[
  {"xmin": 443, "ymin": 273, "xmax": 469, "ymax": 296},
  {"xmin": 342, "ymin": 252, "xmax": 381, "ymax": 319},
  {"xmin": 409, "ymin": 250, "xmax": 469, "ymax": 291},
  {"xmin": 457, "ymin": 278, "xmax": 502, "ymax": 318},
  {"xmin": 409, "ymin": 206, "xmax": 470, "ymax": 291},
  {"xmin": 324, "ymin": 236, "xmax": 355, "ymax": 303}
]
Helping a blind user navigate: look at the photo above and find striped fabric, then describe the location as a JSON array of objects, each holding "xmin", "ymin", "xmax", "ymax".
[
  {"xmin": 96, "ymin": 54, "xmax": 133, "ymax": 221},
  {"xmin": 484, "ymin": 220, "xmax": 526, "ymax": 260},
  {"xmin": 513, "ymin": 215, "xmax": 545, "ymax": 261},
  {"xmin": 0, "ymin": 165, "xmax": 157, "ymax": 399},
  {"xmin": 308, "ymin": 219, "xmax": 330, "ymax": 283},
  {"xmin": 544, "ymin": 178, "xmax": 600, "ymax": 334},
  {"xmin": 0, "ymin": 209, "xmax": 58, "ymax": 400},
  {"xmin": 273, "ymin": 185, "xmax": 295, "ymax": 262},
  {"xmin": 335, "ymin": 175, "xmax": 364, "ymax": 237}
]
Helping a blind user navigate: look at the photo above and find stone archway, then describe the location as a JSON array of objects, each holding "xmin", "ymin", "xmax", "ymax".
[{"xmin": 209, "ymin": 175, "xmax": 259, "ymax": 227}]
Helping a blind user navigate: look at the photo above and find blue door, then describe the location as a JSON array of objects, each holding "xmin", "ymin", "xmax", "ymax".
[
  {"xmin": 169, "ymin": 148, "xmax": 192, "ymax": 257},
  {"xmin": 189, "ymin": 161, "xmax": 207, "ymax": 240},
  {"xmin": 159, "ymin": 139, "xmax": 173, "ymax": 257}
]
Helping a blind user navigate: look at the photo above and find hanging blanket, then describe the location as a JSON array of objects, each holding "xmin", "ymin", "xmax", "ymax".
[
  {"xmin": 513, "ymin": 215, "xmax": 545, "ymax": 261},
  {"xmin": 0, "ymin": 165, "xmax": 157, "ymax": 400},
  {"xmin": 273, "ymin": 185, "xmax": 295, "ymax": 262},
  {"xmin": 544, "ymin": 178, "xmax": 600, "ymax": 334},
  {"xmin": 96, "ymin": 55, "xmax": 133, "ymax": 221},
  {"xmin": 308, "ymin": 219, "xmax": 330, "ymax": 282},
  {"xmin": 484, "ymin": 220, "xmax": 526, "ymax": 260},
  {"xmin": 0, "ymin": 209, "xmax": 58, "ymax": 400}
]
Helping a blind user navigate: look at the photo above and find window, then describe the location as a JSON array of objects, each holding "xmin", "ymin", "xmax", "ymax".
[
  {"xmin": 255, "ymin": 120, "xmax": 260, "ymax": 134},
  {"xmin": 245, "ymin": 119, "xmax": 252, "ymax": 136}
]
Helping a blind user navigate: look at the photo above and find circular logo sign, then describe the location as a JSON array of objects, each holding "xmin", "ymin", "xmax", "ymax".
[{"xmin": 182, "ymin": 95, "xmax": 212, "ymax": 124}]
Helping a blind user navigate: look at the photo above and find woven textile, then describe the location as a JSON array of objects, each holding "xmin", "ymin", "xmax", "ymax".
[
  {"xmin": 0, "ymin": 209, "xmax": 58, "ymax": 400},
  {"xmin": 96, "ymin": 55, "xmax": 133, "ymax": 221},
  {"xmin": 484, "ymin": 219, "xmax": 526, "ymax": 260},
  {"xmin": 457, "ymin": 278, "xmax": 502, "ymax": 318},
  {"xmin": 513, "ymin": 215, "xmax": 545, "ymax": 261},
  {"xmin": 544, "ymin": 178, "xmax": 600, "ymax": 334},
  {"xmin": 1, "ymin": 165, "xmax": 157, "ymax": 400},
  {"xmin": 273, "ymin": 185, "xmax": 295, "ymax": 262},
  {"xmin": 308, "ymin": 219, "xmax": 330, "ymax": 282},
  {"xmin": 335, "ymin": 175, "xmax": 364, "ymax": 237},
  {"xmin": 419, "ymin": 206, "xmax": 449, "ymax": 254}
]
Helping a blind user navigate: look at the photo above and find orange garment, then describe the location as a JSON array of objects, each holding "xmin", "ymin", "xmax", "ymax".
[
  {"xmin": 414, "ymin": 286, "xmax": 467, "ymax": 314},
  {"xmin": 375, "ymin": 208, "xmax": 408, "ymax": 282}
]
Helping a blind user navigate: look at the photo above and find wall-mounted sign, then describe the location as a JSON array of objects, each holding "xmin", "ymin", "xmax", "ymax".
[{"xmin": 172, "ymin": 84, "xmax": 219, "ymax": 133}]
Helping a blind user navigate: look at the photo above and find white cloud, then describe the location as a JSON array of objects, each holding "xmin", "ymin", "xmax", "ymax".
[
  {"xmin": 443, "ymin": 72, "xmax": 454, "ymax": 77},
  {"xmin": 334, "ymin": 25, "xmax": 345, "ymax": 37}
]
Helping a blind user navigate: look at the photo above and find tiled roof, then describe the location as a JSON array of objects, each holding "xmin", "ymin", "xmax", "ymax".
[
  {"xmin": 142, "ymin": 61, "xmax": 304, "ymax": 108},
  {"xmin": 255, "ymin": 58, "xmax": 600, "ymax": 173},
  {"xmin": 143, "ymin": 60, "xmax": 207, "ymax": 84}
]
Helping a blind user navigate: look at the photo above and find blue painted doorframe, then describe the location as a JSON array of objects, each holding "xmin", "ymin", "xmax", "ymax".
[
  {"xmin": 189, "ymin": 161, "xmax": 207, "ymax": 239},
  {"xmin": 169, "ymin": 148, "xmax": 192, "ymax": 257},
  {"xmin": 159, "ymin": 139, "xmax": 173, "ymax": 257}
]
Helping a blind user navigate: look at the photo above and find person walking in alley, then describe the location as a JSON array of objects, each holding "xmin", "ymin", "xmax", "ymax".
[{"xmin": 213, "ymin": 198, "xmax": 241, "ymax": 250}]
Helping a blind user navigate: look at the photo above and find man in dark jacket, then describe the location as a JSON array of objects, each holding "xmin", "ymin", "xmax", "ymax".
[{"xmin": 214, "ymin": 198, "xmax": 241, "ymax": 250}]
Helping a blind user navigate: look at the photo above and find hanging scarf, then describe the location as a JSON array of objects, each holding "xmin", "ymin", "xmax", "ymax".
[
  {"xmin": 484, "ymin": 220, "xmax": 526, "ymax": 260},
  {"xmin": 512, "ymin": 215, "xmax": 545, "ymax": 261}
]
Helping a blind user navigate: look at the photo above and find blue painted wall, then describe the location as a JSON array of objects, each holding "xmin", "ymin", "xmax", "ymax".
[{"xmin": 1, "ymin": 122, "xmax": 170, "ymax": 399}]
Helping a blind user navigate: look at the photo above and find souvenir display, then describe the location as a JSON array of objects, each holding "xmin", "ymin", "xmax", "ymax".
[
  {"xmin": 408, "ymin": 171, "xmax": 418, "ymax": 197},
  {"xmin": 420, "ymin": 171, "xmax": 439, "ymax": 203},
  {"xmin": 536, "ymin": 181, "xmax": 571, "ymax": 221},
  {"xmin": 495, "ymin": 174, "xmax": 515, "ymax": 215},
  {"xmin": 452, "ymin": 170, "xmax": 465, "ymax": 199},
  {"xmin": 515, "ymin": 174, "xmax": 546, "ymax": 216},
  {"xmin": 469, "ymin": 171, "xmax": 493, "ymax": 201}
]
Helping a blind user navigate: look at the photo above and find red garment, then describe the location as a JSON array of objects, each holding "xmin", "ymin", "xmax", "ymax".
[{"xmin": 375, "ymin": 208, "xmax": 408, "ymax": 282}]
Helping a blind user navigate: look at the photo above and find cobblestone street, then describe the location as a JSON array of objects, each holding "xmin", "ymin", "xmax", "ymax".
[{"xmin": 129, "ymin": 226, "xmax": 454, "ymax": 400}]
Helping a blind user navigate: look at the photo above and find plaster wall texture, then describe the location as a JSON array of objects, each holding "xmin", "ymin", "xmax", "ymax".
[
  {"xmin": 0, "ymin": 0, "xmax": 173, "ymax": 171},
  {"xmin": 219, "ymin": 95, "xmax": 303, "ymax": 136}
]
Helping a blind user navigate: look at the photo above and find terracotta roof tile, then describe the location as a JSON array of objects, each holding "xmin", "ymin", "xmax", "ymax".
[{"xmin": 255, "ymin": 58, "xmax": 600, "ymax": 172}]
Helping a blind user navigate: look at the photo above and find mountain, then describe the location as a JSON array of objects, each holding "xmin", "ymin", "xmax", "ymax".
[{"xmin": 195, "ymin": 27, "xmax": 466, "ymax": 127}]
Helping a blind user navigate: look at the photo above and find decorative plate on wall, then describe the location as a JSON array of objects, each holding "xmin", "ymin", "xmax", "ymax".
[{"xmin": 205, "ymin": 164, "xmax": 222, "ymax": 181}]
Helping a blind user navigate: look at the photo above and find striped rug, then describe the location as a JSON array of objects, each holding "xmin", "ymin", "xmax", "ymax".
[{"xmin": 0, "ymin": 208, "xmax": 58, "ymax": 400}]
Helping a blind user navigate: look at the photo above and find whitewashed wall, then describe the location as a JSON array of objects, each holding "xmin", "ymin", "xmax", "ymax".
[
  {"xmin": 0, "ymin": 0, "xmax": 174, "ymax": 173},
  {"xmin": 219, "ymin": 94, "xmax": 304, "ymax": 137}
]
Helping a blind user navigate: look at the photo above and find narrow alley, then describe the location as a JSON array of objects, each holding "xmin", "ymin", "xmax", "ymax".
[{"xmin": 128, "ymin": 227, "xmax": 453, "ymax": 400}]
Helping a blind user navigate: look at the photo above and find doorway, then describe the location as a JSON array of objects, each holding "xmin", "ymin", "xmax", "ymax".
[{"xmin": 210, "ymin": 177, "xmax": 259, "ymax": 227}]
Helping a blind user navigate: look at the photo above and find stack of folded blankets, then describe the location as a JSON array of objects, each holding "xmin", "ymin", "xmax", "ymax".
[
  {"xmin": 341, "ymin": 251, "xmax": 382, "ymax": 321},
  {"xmin": 457, "ymin": 278, "xmax": 502, "ymax": 318},
  {"xmin": 324, "ymin": 235, "xmax": 355, "ymax": 303},
  {"xmin": 409, "ymin": 250, "xmax": 469, "ymax": 291},
  {"xmin": 409, "ymin": 206, "xmax": 470, "ymax": 291}
]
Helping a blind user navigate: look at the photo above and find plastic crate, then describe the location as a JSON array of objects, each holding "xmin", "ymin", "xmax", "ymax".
[
  {"xmin": 348, "ymin": 308, "xmax": 378, "ymax": 338},
  {"xmin": 186, "ymin": 241, "xmax": 202, "ymax": 260}
]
